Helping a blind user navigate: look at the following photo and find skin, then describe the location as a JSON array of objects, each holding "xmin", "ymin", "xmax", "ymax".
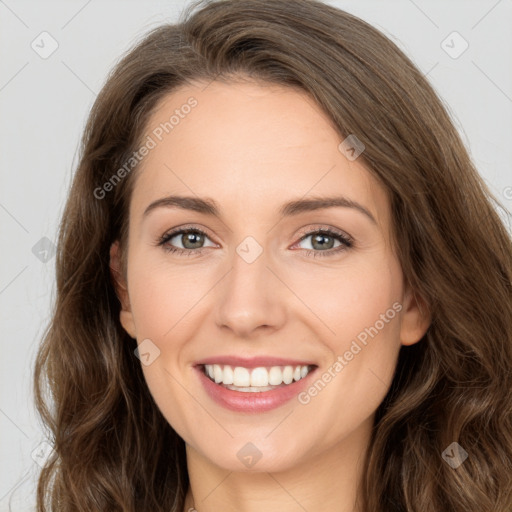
[{"xmin": 109, "ymin": 78, "xmax": 430, "ymax": 512}]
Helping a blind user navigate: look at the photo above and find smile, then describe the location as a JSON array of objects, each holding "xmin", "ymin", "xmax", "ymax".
[
  {"xmin": 195, "ymin": 361, "xmax": 318, "ymax": 413},
  {"xmin": 202, "ymin": 364, "xmax": 314, "ymax": 392}
]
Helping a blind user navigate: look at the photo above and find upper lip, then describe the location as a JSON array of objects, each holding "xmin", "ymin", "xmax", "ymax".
[{"xmin": 195, "ymin": 356, "xmax": 317, "ymax": 369}]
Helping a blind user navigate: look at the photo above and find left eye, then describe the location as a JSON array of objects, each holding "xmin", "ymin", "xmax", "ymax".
[
  {"xmin": 157, "ymin": 227, "xmax": 353, "ymax": 258},
  {"xmin": 295, "ymin": 231, "xmax": 348, "ymax": 251},
  {"xmin": 291, "ymin": 228, "xmax": 353, "ymax": 258}
]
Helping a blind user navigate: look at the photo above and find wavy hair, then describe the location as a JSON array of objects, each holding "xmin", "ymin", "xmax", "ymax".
[{"xmin": 34, "ymin": 0, "xmax": 512, "ymax": 510}]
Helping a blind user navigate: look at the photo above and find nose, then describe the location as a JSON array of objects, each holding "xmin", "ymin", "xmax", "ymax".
[{"xmin": 214, "ymin": 240, "xmax": 287, "ymax": 338}]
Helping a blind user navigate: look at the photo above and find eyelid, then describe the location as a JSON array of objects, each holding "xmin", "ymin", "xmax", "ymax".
[{"xmin": 160, "ymin": 223, "xmax": 218, "ymax": 243}]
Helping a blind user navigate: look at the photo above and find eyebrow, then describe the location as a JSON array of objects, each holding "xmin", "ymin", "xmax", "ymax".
[{"xmin": 142, "ymin": 195, "xmax": 377, "ymax": 224}]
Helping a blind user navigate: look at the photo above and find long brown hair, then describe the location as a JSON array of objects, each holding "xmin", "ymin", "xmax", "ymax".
[{"xmin": 34, "ymin": 0, "xmax": 512, "ymax": 510}]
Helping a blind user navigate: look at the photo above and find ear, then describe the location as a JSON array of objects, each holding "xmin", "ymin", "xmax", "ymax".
[
  {"xmin": 399, "ymin": 285, "xmax": 431, "ymax": 346},
  {"xmin": 109, "ymin": 241, "xmax": 137, "ymax": 339}
]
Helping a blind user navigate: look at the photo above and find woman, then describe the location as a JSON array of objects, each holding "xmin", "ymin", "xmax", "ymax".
[{"xmin": 34, "ymin": 0, "xmax": 512, "ymax": 510}]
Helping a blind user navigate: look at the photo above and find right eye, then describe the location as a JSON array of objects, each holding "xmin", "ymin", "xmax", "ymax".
[{"xmin": 157, "ymin": 227, "xmax": 217, "ymax": 256}]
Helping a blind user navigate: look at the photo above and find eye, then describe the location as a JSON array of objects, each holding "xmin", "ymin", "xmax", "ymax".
[
  {"xmin": 156, "ymin": 226, "xmax": 216, "ymax": 256},
  {"xmin": 155, "ymin": 224, "xmax": 353, "ymax": 258},
  {"xmin": 291, "ymin": 227, "xmax": 353, "ymax": 258}
]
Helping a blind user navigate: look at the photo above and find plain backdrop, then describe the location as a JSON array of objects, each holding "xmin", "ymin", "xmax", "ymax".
[{"xmin": 1, "ymin": 0, "xmax": 511, "ymax": 509}]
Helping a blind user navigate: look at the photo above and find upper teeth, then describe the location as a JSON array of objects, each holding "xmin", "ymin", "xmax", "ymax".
[{"xmin": 204, "ymin": 364, "xmax": 312, "ymax": 387}]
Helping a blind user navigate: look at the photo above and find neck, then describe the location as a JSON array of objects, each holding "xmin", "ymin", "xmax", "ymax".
[{"xmin": 182, "ymin": 415, "xmax": 372, "ymax": 512}]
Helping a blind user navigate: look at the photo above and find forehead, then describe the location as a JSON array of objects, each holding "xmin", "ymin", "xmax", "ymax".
[{"xmin": 129, "ymin": 80, "xmax": 388, "ymax": 230}]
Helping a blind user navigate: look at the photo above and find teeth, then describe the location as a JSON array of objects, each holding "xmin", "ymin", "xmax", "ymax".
[
  {"xmin": 203, "ymin": 364, "xmax": 313, "ymax": 389},
  {"xmin": 234, "ymin": 367, "xmax": 250, "ymax": 387},
  {"xmin": 250, "ymin": 367, "xmax": 268, "ymax": 386},
  {"xmin": 223, "ymin": 365, "xmax": 234, "ymax": 384}
]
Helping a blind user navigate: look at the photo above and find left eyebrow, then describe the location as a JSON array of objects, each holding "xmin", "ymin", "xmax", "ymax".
[
  {"xmin": 142, "ymin": 194, "xmax": 377, "ymax": 225},
  {"xmin": 278, "ymin": 196, "xmax": 377, "ymax": 225}
]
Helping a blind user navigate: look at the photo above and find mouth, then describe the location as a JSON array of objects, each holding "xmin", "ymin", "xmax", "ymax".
[{"xmin": 200, "ymin": 363, "xmax": 317, "ymax": 392}]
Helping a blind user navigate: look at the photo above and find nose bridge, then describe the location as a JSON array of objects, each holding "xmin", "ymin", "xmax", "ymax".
[{"xmin": 214, "ymin": 234, "xmax": 286, "ymax": 336}]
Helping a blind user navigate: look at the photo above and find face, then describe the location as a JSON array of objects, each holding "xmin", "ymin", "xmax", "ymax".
[{"xmin": 110, "ymin": 79, "xmax": 429, "ymax": 473}]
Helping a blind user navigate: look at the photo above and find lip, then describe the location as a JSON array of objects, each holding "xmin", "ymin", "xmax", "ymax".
[
  {"xmin": 195, "ymin": 364, "xmax": 318, "ymax": 413},
  {"xmin": 194, "ymin": 355, "xmax": 316, "ymax": 369}
]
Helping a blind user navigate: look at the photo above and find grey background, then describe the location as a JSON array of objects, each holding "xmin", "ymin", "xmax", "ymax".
[{"xmin": 1, "ymin": 0, "xmax": 511, "ymax": 509}]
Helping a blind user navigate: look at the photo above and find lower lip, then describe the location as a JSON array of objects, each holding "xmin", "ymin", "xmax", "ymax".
[{"xmin": 195, "ymin": 365, "xmax": 317, "ymax": 413}]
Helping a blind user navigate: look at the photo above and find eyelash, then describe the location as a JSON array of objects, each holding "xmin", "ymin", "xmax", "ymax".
[{"xmin": 156, "ymin": 224, "xmax": 353, "ymax": 259}]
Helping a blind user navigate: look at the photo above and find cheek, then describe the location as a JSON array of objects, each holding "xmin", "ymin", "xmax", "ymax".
[
  {"xmin": 128, "ymin": 255, "xmax": 205, "ymax": 338},
  {"xmin": 291, "ymin": 258, "xmax": 403, "ymax": 413},
  {"xmin": 287, "ymin": 254, "xmax": 403, "ymax": 346},
  {"xmin": 127, "ymin": 256, "xmax": 202, "ymax": 440},
  {"xmin": 129, "ymin": 246, "xmax": 404, "ymax": 372}
]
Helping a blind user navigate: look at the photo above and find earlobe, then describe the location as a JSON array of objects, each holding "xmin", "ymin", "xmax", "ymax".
[
  {"xmin": 109, "ymin": 241, "xmax": 137, "ymax": 339},
  {"xmin": 399, "ymin": 287, "xmax": 431, "ymax": 346}
]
